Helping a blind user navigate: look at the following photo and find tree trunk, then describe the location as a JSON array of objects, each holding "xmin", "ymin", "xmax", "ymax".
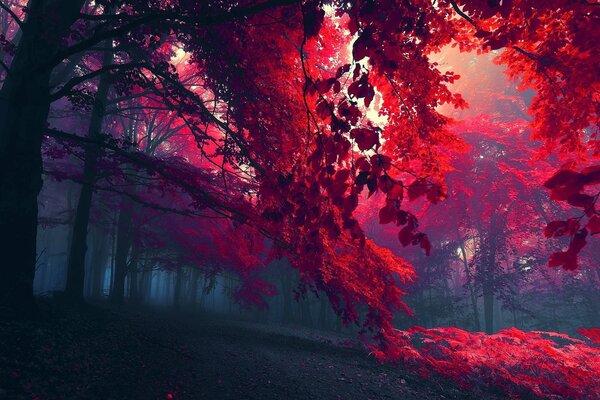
[
  {"xmin": 300, "ymin": 295, "xmax": 313, "ymax": 327},
  {"xmin": 457, "ymin": 232, "xmax": 481, "ymax": 331},
  {"xmin": 318, "ymin": 295, "xmax": 328, "ymax": 329},
  {"xmin": 174, "ymin": 268, "xmax": 184, "ymax": 309},
  {"xmin": 89, "ymin": 227, "xmax": 109, "ymax": 299},
  {"xmin": 189, "ymin": 268, "xmax": 199, "ymax": 307},
  {"xmin": 139, "ymin": 263, "xmax": 153, "ymax": 304},
  {"xmin": 0, "ymin": 0, "xmax": 85, "ymax": 317},
  {"xmin": 483, "ymin": 227, "xmax": 497, "ymax": 334},
  {"xmin": 128, "ymin": 245, "xmax": 139, "ymax": 304},
  {"xmin": 64, "ymin": 48, "xmax": 113, "ymax": 302},
  {"xmin": 280, "ymin": 265, "xmax": 293, "ymax": 324},
  {"xmin": 110, "ymin": 207, "xmax": 133, "ymax": 305}
]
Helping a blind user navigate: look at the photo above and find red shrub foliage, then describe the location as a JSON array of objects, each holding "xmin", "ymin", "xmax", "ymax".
[{"xmin": 373, "ymin": 327, "xmax": 600, "ymax": 399}]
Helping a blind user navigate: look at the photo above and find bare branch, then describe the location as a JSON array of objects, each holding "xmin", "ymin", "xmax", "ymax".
[
  {"xmin": 0, "ymin": 2, "xmax": 23, "ymax": 29},
  {"xmin": 50, "ymin": 62, "xmax": 144, "ymax": 101},
  {"xmin": 449, "ymin": 0, "xmax": 476, "ymax": 28}
]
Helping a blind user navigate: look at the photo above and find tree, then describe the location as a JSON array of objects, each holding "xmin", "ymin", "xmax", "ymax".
[
  {"xmin": 0, "ymin": 0, "xmax": 302, "ymax": 314},
  {"xmin": 0, "ymin": 0, "xmax": 85, "ymax": 316},
  {"xmin": 0, "ymin": 1, "xmax": 597, "ymax": 354}
]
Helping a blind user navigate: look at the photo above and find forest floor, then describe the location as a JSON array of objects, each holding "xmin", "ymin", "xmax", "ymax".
[{"xmin": 0, "ymin": 301, "xmax": 507, "ymax": 400}]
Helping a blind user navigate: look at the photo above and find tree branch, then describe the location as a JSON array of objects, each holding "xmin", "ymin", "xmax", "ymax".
[
  {"xmin": 0, "ymin": 2, "xmax": 23, "ymax": 29},
  {"xmin": 50, "ymin": 62, "xmax": 144, "ymax": 101},
  {"xmin": 45, "ymin": 127, "xmax": 291, "ymax": 250},
  {"xmin": 44, "ymin": 0, "xmax": 300, "ymax": 71},
  {"xmin": 142, "ymin": 64, "xmax": 267, "ymax": 176},
  {"xmin": 512, "ymin": 46, "xmax": 537, "ymax": 62},
  {"xmin": 449, "ymin": 0, "xmax": 476, "ymax": 28}
]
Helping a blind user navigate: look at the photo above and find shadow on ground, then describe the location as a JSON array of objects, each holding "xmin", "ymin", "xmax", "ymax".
[{"xmin": 0, "ymin": 301, "xmax": 505, "ymax": 400}]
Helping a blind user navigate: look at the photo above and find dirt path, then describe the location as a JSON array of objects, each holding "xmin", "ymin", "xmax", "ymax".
[{"xmin": 0, "ymin": 305, "xmax": 503, "ymax": 400}]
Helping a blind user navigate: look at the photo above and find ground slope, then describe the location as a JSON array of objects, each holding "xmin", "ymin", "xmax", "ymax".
[{"xmin": 0, "ymin": 303, "xmax": 506, "ymax": 400}]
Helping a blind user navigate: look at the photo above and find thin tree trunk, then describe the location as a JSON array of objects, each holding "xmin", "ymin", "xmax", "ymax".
[
  {"xmin": 110, "ymin": 207, "xmax": 133, "ymax": 305},
  {"xmin": 280, "ymin": 266, "xmax": 293, "ymax": 324},
  {"xmin": 128, "ymin": 244, "xmax": 139, "ymax": 304},
  {"xmin": 483, "ymin": 223, "xmax": 497, "ymax": 334},
  {"xmin": 64, "ymin": 47, "xmax": 113, "ymax": 302},
  {"xmin": 90, "ymin": 227, "xmax": 109, "ymax": 299},
  {"xmin": 189, "ymin": 268, "xmax": 199, "ymax": 307},
  {"xmin": 139, "ymin": 262, "xmax": 153, "ymax": 304},
  {"xmin": 318, "ymin": 295, "xmax": 328, "ymax": 329},
  {"xmin": 457, "ymin": 231, "xmax": 481, "ymax": 331},
  {"xmin": 300, "ymin": 296, "xmax": 313, "ymax": 327},
  {"xmin": 174, "ymin": 268, "xmax": 184, "ymax": 309},
  {"xmin": 0, "ymin": 0, "xmax": 85, "ymax": 317}
]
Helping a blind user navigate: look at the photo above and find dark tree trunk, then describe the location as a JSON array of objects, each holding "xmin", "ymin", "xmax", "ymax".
[
  {"xmin": 457, "ymin": 232, "xmax": 481, "ymax": 331},
  {"xmin": 110, "ymin": 207, "xmax": 133, "ymax": 305},
  {"xmin": 335, "ymin": 315, "xmax": 342, "ymax": 333},
  {"xmin": 0, "ymin": 0, "xmax": 84, "ymax": 317},
  {"xmin": 279, "ymin": 265, "xmax": 293, "ymax": 324},
  {"xmin": 64, "ymin": 49, "xmax": 113, "ymax": 302},
  {"xmin": 139, "ymin": 263, "xmax": 153, "ymax": 304},
  {"xmin": 483, "ymin": 226, "xmax": 497, "ymax": 334},
  {"xmin": 300, "ymin": 296, "xmax": 313, "ymax": 327},
  {"xmin": 189, "ymin": 268, "xmax": 199, "ymax": 307},
  {"xmin": 128, "ymin": 245, "xmax": 139, "ymax": 304},
  {"xmin": 89, "ymin": 227, "xmax": 109, "ymax": 299},
  {"xmin": 174, "ymin": 268, "xmax": 184, "ymax": 309},
  {"xmin": 318, "ymin": 295, "xmax": 328, "ymax": 329}
]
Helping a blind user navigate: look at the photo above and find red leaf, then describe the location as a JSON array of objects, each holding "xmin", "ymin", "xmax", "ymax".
[
  {"xmin": 578, "ymin": 328, "xmax": 600, "ymax": 344},
  {"xmin": 355, "ymin": 156, "xmax": 370, "ymax": 171},
  {"xmin": 396, "ymin": 210, "xmax": 408, "ymax": 226},
  {"xmin": 486, "ymin": 36, "xmax": 508, "ymax": 50},
  {"xmin": 343, "ymin": 194, "xmax": 359, "ymax": 214},
  {"xmin": 545, "ymin": 169, "xmax": 581, "ymax": 189},
  {"xmin": 387, "ymin": 183, "xmax": 403, "ymax": 201},
  {"xmin": 335, "ymin": 64, "xmax": 351, "ymax": 79},
  {"xmin": 379, "ymin": 206, "xmax": 394, "ymax": 224},
  {"xmin": 316, "ymin": 100, "xmax": 331, "ymax": 120},
  {"xmin": 303, "ymin": 4, "xmax": 325, "ymax": 38},
  {"xmin": 426, "ymin": 185, "xmax": 446, "ymax": 204},
  {"xmin": 335, "ymin": 168, "xmax": 350, "ymax": 183},
  {"xmin": 550, "ymin": 229, "xmax": 588, "ymax": 270},
  {"xmin": 408, "ymin": 179, "xmax": 429, "ymax": 201},
  {"xmin": 350, "ymin": 128, "xmax": 379, "ymax": 151},
  {"xmin": 348, "ymin": 74, "xmax": 375, "ymax": 108},
  {"xmin": 337, "ymin": 100, "xmax": 361, "ymax": 125},
  {"xmin": 581, "ymin": 165, "xmax": 600, "ymax": 184},
  {"xmin": 544, "ymin": 169, "xmax": 584, "ymax": 200},
  {"xmin": 378, "ymin": 175, "xmax": 395, "ymax": 193},
  {"xmin": 370, "ymin": 154, "xmax": 392, "ymax": 171},
  {"xmin": 399, "ymin": 226, "xmax": 413, "ymax": 246},
  {"xmin": 544, "ymin": 220, "xmax": 568, "ymax": 238},
  {"xmin": 567, "ymin": 193, "xmax": 595, "ymax": 209},
  {"xmin": 352, "ymin": 27, "xmax": 376, "ymax": 61},
  {"xmin": 548, "ymin": 251, "xmax": 571, "ymax": 269},
  {"xmin": 315, "ymin": 77, "xmax": 337, "ymax": 94},
  {"xmin": 355, "ymin": 171, "xmax": 370, "ymax": 186},
  {"xmin": 586, "ymin": 215, "xmax": 600, "ymax": 235},
  {"xmin": 570, "ymin": 229, "xmax": 588, "ymax": 254},
  {"xmin": 544, "ymin": 218, "xmax": 580, "ymax": 238}
]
